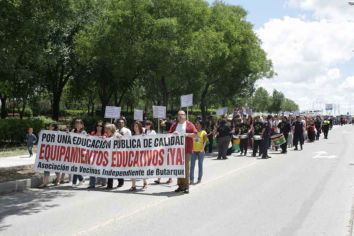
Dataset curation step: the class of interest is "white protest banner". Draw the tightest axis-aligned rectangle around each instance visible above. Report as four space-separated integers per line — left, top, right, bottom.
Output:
104 106 121 119
35 131 186 179
153 106 166 119
181 94 193 108
134 109 143 121
216 107 228 116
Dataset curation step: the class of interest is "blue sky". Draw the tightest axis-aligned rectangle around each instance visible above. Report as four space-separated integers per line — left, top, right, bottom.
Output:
208 0 302 28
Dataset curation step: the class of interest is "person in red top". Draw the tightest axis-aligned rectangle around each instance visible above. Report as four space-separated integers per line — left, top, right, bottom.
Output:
169 110 197 194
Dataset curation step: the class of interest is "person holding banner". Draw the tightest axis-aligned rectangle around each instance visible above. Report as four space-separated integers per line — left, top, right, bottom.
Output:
88 121 107 189
113 118 132 188
105 123 120 190
169 110 197 194
38 123 58 188
190 120 207 184
130 121 148 191
115 118 132 137
71 119 87 186
151 119 173 185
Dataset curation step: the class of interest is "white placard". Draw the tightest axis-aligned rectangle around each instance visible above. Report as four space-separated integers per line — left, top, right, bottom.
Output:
325 104 333 111
104 106 121 119
153 106 166 119
284 112 290 116
216 107 228 116
181 94 193 108
134 109 143 121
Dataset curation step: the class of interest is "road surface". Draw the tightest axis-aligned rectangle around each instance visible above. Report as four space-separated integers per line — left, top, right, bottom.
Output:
0 125 354 236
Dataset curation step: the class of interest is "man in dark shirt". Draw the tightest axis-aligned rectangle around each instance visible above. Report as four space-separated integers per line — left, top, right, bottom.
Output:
238 117 250 156
322 117 330 139
278 116 291 154
216 119 232 160
261 115 272 159
314 116 322 140
293 116 304 150
252 116 264 157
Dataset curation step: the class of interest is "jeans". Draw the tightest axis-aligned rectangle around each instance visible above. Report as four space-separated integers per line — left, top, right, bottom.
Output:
89 177 107 187
28 145 33 156
72 174 83 185
190 152 204 182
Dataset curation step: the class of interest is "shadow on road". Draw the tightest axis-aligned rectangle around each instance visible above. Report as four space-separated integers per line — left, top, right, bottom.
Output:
0 189 74 231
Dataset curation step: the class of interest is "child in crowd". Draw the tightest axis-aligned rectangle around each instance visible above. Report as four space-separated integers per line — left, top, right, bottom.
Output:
26 127 37 158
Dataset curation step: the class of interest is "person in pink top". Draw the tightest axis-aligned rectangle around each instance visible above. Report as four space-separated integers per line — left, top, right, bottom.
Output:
169 110 197 194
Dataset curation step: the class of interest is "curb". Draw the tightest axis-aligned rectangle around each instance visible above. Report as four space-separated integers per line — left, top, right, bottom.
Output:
0 173 59 195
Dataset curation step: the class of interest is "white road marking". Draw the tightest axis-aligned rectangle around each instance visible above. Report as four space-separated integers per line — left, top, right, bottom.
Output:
312 151 337 159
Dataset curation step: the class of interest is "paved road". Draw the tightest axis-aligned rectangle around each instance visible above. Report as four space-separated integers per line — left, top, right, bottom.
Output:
1 125 354 236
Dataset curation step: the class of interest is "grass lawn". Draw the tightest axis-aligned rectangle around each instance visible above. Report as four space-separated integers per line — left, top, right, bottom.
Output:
0 146 37 158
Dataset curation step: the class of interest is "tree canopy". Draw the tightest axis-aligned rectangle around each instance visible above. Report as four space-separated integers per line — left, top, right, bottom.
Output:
0 0 279 120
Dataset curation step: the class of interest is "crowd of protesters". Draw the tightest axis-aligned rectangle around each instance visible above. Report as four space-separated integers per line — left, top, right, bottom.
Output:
29 108 346 193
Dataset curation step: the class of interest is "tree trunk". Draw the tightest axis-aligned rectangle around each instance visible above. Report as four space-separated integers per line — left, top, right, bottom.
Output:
19 99 27 120
0 96 7 119
52 90 62 121
200 83 210 122
160 76 168 106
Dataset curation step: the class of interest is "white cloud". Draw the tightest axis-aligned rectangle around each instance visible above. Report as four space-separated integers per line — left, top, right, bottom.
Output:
287 0 354 22
255 1 354 113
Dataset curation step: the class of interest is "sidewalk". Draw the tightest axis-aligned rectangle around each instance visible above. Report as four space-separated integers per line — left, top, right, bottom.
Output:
0 154 36 169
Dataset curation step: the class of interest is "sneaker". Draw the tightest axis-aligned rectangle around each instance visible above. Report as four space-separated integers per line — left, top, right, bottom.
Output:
78 181 84 186
183 189 189 194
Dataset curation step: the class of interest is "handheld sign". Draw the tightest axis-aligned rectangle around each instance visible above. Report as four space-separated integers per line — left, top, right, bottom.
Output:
153 106 166 119
216 107 228 116
181 94 193 108
104 106 121 119
134 109 143 121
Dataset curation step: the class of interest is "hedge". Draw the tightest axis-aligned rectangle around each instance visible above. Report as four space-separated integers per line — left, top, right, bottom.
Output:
0 116 54 145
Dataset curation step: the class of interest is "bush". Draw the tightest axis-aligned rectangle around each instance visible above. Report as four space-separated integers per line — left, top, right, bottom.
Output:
62 109 86 117
0 116 54 145
23 107 33 118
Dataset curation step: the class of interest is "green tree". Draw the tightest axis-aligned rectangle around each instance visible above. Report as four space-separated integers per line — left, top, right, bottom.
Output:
251 87 270 112
281 98 299 112
268 89 285 113
186 2 274 120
